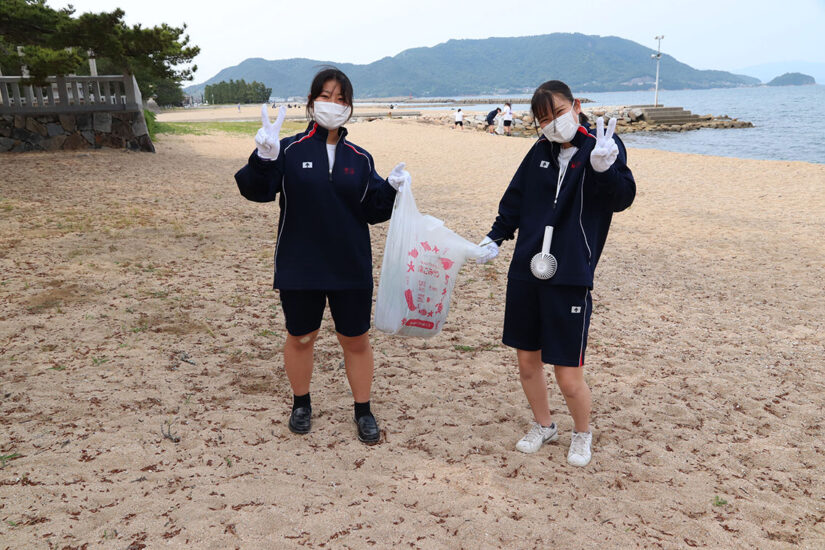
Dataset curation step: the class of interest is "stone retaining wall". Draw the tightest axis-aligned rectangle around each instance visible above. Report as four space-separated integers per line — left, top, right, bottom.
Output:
0 110 154 153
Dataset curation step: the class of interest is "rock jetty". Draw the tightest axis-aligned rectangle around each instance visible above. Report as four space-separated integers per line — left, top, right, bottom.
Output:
418 104 753 135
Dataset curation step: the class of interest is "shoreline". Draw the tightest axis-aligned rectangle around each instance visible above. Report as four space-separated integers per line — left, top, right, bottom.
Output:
152 106 805 164
356 96 592 105
159 101 753 133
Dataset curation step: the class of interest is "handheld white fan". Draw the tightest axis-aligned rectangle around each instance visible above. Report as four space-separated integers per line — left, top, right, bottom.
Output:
530 226 557 280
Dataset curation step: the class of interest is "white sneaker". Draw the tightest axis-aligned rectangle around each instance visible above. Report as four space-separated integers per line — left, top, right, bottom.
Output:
567 430 592 467
515 421 558 453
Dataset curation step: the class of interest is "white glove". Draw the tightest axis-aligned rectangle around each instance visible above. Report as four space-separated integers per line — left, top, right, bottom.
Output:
476 236 499 264
387 162 411 191
590 116 619 173
255 104 286 160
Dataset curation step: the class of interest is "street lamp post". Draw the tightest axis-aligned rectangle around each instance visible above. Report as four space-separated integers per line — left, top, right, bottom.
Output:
651 35 664 107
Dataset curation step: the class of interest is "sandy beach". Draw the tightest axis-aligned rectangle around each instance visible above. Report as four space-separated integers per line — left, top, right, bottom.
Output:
2 117 824 548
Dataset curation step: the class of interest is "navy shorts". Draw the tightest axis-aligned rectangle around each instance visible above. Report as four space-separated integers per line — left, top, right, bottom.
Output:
502 280 592 367
279 289 373 337
503 120 512 127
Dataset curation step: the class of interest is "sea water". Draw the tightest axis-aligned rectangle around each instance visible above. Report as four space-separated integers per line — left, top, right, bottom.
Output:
587 86 824 165
409 85 825 165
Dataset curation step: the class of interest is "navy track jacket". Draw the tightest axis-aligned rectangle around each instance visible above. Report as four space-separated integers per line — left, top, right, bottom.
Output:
487 124 636 288
235 122 397 290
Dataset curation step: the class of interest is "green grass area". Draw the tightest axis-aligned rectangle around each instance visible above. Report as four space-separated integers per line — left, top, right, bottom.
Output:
154 120 307 137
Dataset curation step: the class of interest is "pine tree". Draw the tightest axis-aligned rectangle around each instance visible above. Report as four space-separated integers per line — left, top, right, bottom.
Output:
0 0 199 105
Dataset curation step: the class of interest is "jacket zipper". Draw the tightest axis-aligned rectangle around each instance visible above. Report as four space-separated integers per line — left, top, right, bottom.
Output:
328 133 343 182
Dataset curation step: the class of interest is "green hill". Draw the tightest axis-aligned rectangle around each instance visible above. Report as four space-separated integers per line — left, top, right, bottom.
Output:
185 33 760 99
766 72 817 86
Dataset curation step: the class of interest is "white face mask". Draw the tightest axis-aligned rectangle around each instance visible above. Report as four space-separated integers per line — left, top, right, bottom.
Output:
312 101 352 130
541 105 579 143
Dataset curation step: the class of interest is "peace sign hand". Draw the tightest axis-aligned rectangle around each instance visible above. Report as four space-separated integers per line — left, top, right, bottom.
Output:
255 104 286 160
590 116 619 173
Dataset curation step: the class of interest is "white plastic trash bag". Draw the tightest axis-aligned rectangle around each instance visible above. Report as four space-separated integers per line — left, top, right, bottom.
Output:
495 117 504 135
375 179 484 338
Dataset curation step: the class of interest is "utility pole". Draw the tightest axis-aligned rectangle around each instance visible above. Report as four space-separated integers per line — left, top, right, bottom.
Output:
651 35 664 107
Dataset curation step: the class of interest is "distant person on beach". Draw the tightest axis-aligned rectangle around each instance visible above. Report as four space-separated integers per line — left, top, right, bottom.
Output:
476 80 636 466
486 107 501 133
501 102 513 135
454 108 463 129
237 103 241 112
234 67 410 445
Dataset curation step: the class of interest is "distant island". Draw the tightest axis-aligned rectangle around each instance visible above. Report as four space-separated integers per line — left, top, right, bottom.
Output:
185 33 759 99
766 72 816 86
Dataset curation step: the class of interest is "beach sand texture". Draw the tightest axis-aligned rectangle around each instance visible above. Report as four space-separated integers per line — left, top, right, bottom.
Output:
158 104 309 122
2 119 824 548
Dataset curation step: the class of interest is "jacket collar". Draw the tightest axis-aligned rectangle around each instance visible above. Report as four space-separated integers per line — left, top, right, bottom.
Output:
304 121 349 142
570 122 594 148
538 122 593 168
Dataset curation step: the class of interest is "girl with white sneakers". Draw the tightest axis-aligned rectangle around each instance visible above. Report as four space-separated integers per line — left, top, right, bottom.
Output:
476 80 636 466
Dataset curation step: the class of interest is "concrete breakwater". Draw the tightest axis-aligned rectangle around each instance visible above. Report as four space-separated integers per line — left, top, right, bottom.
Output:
419 104 753 135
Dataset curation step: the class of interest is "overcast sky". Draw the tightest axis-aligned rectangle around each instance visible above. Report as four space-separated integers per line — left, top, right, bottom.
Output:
50 0 825 85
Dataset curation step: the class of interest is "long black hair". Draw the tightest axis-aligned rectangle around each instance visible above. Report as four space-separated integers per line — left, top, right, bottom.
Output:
530 80 588 127
306 66 354 122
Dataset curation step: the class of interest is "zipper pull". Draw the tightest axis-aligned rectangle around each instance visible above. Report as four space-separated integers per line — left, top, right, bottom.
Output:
329 136 342 183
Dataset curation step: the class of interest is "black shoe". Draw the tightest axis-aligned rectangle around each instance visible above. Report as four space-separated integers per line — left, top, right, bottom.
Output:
355 414 380 445
288 407 311 434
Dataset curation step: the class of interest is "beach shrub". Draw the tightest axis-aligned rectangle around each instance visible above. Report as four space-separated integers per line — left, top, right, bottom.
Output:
144 109 157 141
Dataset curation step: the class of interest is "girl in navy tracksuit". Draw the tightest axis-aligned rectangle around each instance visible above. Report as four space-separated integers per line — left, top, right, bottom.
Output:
477 80 636 465
234 68 408 445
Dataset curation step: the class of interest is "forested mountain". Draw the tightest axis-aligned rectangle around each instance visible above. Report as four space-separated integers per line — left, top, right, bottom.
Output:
737 61 825 84
185 33 760 99
766 72 817 86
